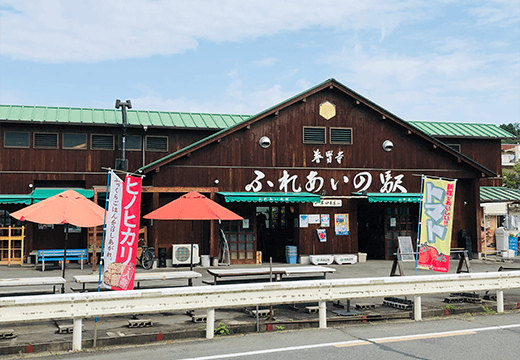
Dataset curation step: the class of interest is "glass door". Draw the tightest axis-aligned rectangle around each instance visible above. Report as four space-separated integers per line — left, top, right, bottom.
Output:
221 207 256 264
384 205 417 260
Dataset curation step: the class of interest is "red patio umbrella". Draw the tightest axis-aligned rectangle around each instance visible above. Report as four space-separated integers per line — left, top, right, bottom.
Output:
10 189 105 292
143 191 242 272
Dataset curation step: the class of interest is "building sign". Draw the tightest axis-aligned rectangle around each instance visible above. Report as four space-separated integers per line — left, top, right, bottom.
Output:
313 199 342 207
245 169 407 194
418 177 456 273
103 170 142 290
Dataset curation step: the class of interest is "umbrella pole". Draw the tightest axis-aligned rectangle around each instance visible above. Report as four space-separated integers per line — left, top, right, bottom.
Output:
61 225 69 293
189 220 194 286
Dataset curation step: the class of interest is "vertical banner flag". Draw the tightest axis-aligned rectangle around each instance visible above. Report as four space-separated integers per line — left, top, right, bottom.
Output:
418 177 456 273
103 170 142 290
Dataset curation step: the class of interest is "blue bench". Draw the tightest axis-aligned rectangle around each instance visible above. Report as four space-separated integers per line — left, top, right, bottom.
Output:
37 249 88 271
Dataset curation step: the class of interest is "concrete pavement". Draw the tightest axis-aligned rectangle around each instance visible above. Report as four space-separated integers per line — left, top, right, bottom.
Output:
1 256 519 356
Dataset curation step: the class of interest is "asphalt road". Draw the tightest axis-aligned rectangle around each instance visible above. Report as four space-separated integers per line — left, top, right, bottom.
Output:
9 312 520 360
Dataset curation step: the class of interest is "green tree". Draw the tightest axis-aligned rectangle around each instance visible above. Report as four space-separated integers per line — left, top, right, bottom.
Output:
502 163 520 189
500 123 520 143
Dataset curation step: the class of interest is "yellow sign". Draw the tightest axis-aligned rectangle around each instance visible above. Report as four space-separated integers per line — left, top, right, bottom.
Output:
319 101 336 120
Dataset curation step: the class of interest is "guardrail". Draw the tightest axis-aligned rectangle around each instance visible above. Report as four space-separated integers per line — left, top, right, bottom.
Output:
1 271 520 351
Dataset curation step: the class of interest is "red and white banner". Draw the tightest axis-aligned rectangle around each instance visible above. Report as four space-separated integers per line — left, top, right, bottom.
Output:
103 170 142 290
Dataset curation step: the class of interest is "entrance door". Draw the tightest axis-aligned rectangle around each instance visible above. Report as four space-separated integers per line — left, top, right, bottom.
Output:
256 205 296 263
384 205 418 260
221 220 256 265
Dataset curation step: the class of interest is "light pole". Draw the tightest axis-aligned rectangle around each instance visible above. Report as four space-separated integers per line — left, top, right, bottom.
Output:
115 99 132 171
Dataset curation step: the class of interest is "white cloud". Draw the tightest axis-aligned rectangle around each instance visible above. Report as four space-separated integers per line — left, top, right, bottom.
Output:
469 0 520 26
131 77 298 116
0 0 431 63
252 58 279 67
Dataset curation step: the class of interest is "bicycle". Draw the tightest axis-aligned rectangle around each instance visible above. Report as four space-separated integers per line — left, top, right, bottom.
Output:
137 239 155 270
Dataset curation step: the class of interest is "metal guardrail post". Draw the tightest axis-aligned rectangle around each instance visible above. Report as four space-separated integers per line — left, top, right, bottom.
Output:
73 318 82 351
413 295 422 321
319 301 327 328
206 308 215 339
497 290 504 313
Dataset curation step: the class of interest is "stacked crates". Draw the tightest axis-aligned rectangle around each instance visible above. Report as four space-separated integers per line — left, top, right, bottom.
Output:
285 245 297 264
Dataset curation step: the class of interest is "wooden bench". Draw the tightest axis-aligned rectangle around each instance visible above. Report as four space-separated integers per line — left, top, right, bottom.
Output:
0 276 66 296
205 265 336 285
38 249 88 271
73 271 202 291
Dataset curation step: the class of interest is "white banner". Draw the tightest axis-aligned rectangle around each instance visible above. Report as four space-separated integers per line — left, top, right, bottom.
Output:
103 170 123 288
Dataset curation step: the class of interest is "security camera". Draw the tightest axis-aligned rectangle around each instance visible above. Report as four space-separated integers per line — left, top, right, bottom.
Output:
382 140 393 152
259 136 271 148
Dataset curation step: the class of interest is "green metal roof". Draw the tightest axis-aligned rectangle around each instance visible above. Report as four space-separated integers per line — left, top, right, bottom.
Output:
408 121 514 139
218 192 321 203
0 195 32 205
0 105 251 130
480 187 520 203
30 188 94 202
0 188 94 205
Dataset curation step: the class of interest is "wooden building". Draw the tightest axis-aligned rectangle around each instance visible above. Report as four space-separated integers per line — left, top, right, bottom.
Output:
0 79 513 265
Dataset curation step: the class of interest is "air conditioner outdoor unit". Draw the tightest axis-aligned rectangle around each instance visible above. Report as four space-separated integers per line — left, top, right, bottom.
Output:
172 244 200 265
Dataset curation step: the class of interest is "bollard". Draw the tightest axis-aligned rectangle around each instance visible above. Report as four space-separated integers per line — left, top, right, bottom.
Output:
73 318 82 351
319 301 327 329
413 295 422 321
497 290 504 313
206 308 215 339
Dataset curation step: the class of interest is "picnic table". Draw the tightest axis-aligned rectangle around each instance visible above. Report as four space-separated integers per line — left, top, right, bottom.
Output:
0 276 65 295
73 271 202 291
205 265 336 285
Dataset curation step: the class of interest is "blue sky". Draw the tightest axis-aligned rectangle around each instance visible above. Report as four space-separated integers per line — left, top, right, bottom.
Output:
0 0 518 125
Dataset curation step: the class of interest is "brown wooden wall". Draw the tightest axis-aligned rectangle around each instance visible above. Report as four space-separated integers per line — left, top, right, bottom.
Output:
0 85 502 259
145 87 488 256
442 137 502 175
0 123 215 194
0 122 216 258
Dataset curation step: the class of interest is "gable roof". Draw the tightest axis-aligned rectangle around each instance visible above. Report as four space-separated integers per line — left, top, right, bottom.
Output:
136 78 496 178
0 105 250 130
409 121 514 139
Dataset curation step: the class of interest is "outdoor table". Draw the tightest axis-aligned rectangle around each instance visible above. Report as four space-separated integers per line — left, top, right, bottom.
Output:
206 265 335 285
73 271 202 291
0 276 66 295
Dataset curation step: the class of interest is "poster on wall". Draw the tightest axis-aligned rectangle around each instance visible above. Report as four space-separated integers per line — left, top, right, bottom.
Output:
335 214 349 235
299 215 309 228
317 228 327 242
321 214 330 227
417 176 456 273
308 214 320 224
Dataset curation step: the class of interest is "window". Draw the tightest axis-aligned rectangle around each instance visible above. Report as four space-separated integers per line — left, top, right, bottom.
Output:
146 136 168 151
118 135 142 151
303 126 326 144
330 127 352 145
34 133 58 149
0 210 23 227
446 144 461 152
4 131 30 148
63 133 87 149
91 134 114 150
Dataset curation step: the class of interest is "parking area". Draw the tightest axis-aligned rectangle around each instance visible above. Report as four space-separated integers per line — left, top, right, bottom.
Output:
0 258 519 355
